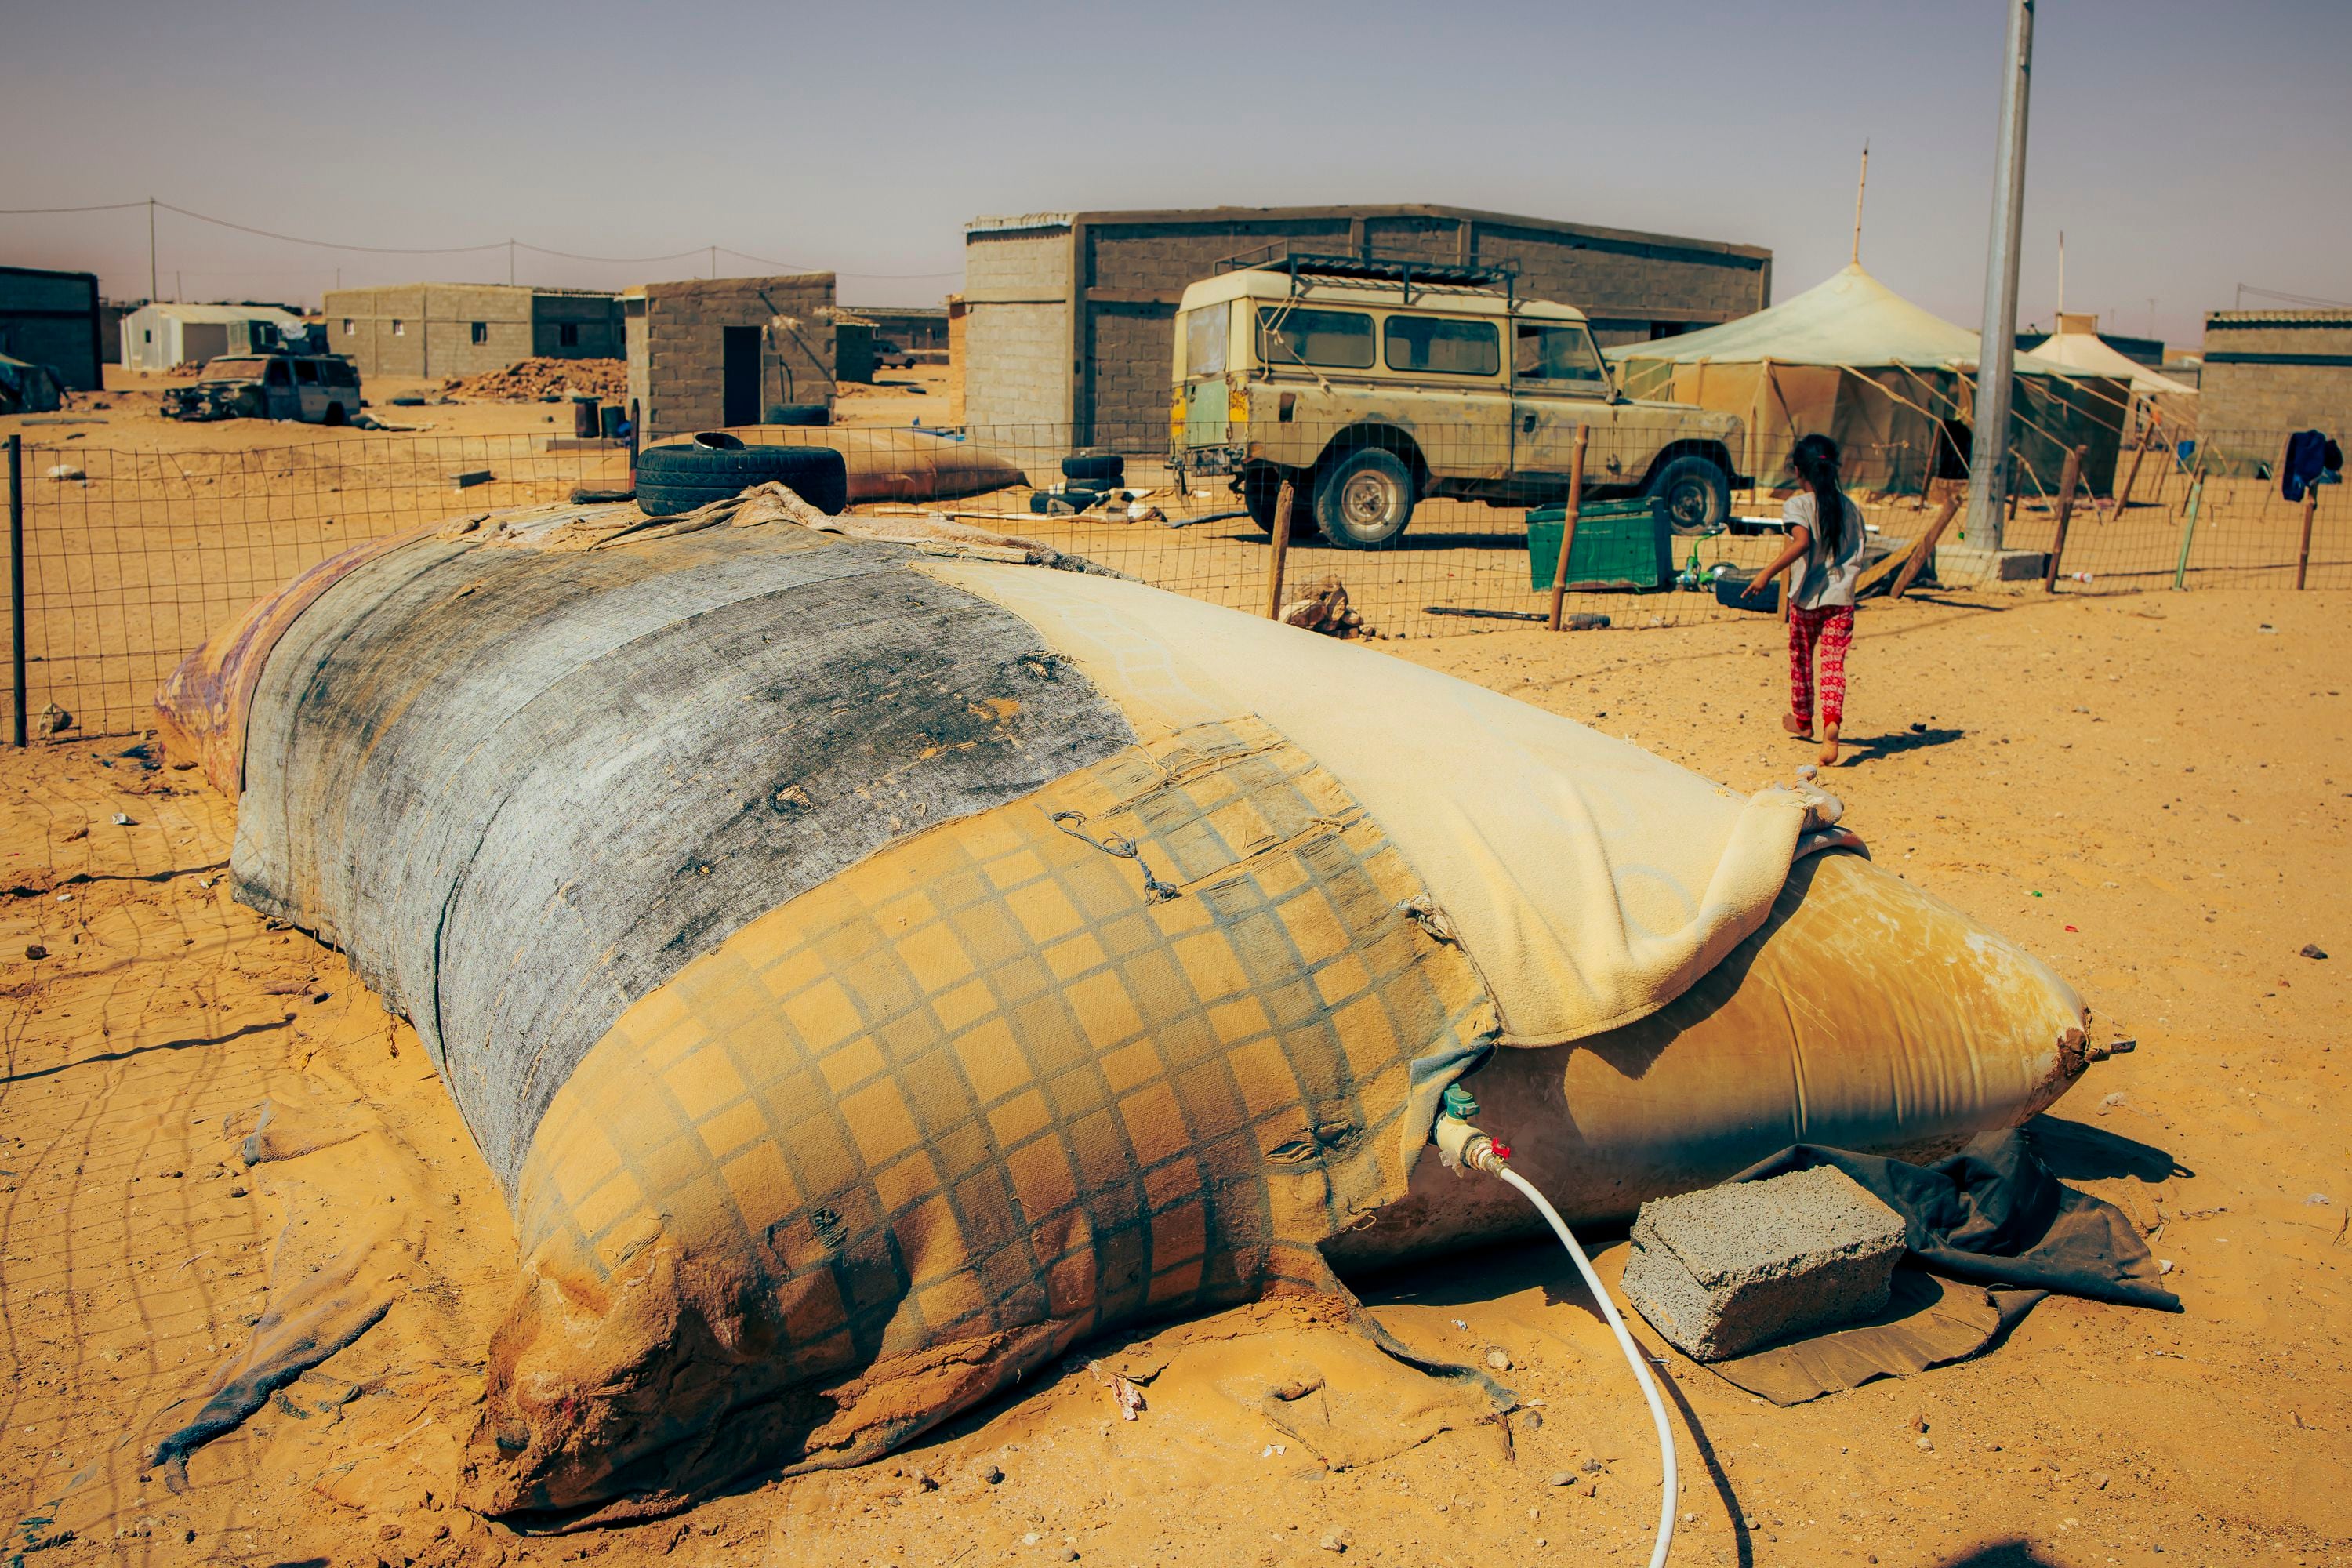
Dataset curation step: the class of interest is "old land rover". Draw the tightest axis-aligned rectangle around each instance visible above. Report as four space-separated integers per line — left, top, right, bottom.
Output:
1171 253 1744 547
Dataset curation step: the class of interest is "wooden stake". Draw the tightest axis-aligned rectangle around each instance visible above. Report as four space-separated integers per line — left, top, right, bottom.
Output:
1547 426 1591 632
2296 485 2318 590
1892 492 1963 600
2117 431 2151 510
1264 479 1295 620
2044 445 2085 592
2173 466 2206 590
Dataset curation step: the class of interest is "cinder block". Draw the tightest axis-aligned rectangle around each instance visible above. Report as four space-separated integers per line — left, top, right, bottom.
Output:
1621 1165 1905 1362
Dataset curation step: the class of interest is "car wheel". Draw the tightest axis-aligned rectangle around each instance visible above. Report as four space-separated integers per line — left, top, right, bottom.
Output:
1649 454 1730 537
322 403 347 426
1240 465 1309 535
1313 448 1415 549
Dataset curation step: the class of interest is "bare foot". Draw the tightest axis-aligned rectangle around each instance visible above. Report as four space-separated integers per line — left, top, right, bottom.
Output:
1819 723 1842 767
1782 712 1816 742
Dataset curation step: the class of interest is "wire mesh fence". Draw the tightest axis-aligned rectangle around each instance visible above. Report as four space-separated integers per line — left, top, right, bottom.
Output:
3 418 2343 740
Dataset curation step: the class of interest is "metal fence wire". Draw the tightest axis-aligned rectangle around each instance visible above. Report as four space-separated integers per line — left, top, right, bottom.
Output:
4 419 2341 740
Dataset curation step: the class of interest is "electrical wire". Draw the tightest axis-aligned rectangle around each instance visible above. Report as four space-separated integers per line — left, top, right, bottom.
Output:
1497 1164 1679 1568
0 200 151 215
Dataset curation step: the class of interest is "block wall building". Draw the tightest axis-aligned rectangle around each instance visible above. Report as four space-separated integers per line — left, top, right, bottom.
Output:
0 267 103 390
2198 311 2352 437
321 284 623 379
623 274 837 442
960 204 1773 448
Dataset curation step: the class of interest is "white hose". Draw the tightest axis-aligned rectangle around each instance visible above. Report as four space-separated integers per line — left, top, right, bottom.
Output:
1497 1165 1678 1568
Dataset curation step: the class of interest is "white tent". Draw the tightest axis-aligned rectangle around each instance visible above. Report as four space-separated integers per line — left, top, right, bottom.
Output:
2026 314 2198 397
1613 265 2132 495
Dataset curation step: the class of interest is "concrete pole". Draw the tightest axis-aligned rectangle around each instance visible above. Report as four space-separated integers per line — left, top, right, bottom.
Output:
147 198 158 305
1963 0 2034 554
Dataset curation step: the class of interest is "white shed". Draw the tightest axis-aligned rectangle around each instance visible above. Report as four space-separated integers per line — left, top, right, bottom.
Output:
121 302 306 372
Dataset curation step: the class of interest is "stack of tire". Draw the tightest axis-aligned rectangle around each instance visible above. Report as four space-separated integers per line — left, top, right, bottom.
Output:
1030 453 1124 515
634 434 850 519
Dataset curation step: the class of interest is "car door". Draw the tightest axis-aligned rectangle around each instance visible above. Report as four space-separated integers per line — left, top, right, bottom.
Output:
292 358 326 422
1510 320 1616 488
262 357 299 420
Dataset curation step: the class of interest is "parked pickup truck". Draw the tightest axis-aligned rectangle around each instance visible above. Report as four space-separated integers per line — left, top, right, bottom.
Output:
1170 253 1745 546
163 352 364 424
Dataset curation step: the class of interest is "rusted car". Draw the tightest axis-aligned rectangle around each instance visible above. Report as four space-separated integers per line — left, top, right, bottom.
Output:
163 352 363 424
1171 252 1745 546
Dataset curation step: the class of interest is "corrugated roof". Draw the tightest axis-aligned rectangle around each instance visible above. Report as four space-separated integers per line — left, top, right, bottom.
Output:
2207 310 2352 327
136 302 304 326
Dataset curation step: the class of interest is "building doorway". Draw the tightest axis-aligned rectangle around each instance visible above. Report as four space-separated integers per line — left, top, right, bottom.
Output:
722 326 761 428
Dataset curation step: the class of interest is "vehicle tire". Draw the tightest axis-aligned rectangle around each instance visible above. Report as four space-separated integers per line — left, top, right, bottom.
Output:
1648 453 1730 537
635 442 848 517
765 403 829 426
1062 454 1125 483
1240 464 1313 536
322 402 348 427
1312 448 1417 549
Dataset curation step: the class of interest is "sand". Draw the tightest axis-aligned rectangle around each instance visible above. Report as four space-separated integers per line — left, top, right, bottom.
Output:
0 575 2343 1566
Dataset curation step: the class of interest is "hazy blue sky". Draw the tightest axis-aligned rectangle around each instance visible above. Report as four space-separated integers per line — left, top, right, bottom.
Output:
3 0 2344 346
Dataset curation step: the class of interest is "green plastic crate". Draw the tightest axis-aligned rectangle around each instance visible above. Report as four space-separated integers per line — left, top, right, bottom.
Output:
1525 497 1673 593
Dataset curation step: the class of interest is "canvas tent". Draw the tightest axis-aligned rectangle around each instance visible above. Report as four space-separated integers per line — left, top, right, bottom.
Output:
2025 312 2198 443
1613 265 2129 497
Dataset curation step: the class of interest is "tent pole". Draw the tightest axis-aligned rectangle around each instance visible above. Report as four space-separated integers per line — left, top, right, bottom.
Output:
1963 0 2035 554
1851 143 1868 267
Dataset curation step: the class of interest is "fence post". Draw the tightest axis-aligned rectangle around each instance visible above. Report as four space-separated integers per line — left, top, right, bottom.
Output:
2296 485 2318 590
2043 445 2086 593
1892 492 1963 600
2117 433 2151 510
2172 466 2206 590
8 434 22 750
1263 479 1294 620
1547 426 1591 632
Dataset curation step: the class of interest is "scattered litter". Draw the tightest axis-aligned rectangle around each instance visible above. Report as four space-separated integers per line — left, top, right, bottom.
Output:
2302 943 2328 960
23 944 45 960
1260 1443 1286 1458
2307 1193 2332 1206
111 813 133 826
2063 924 2078 933
54 892 70 902
45 463 85 482
36 702 71 735
1084 1359 1145 1421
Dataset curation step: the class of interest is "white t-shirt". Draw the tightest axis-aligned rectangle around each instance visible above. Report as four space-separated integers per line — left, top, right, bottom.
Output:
1781 492 1864 610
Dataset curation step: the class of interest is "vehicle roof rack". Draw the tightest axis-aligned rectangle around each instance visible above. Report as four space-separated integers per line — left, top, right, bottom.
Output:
1214 243 1518 308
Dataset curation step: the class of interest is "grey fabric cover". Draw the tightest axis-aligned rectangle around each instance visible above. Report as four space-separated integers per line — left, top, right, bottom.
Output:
232 528 1134 1191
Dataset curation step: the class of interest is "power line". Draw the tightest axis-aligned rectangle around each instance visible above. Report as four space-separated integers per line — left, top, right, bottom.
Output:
719 246 960 280
154 200 506 255
0 199 150 215
2234 282 2352 310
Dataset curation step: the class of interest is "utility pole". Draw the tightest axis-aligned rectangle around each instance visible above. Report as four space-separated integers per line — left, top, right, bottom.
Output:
709 245 717 280
509 239 517 287
1963 0 2034 554
147 197 158 304
1850 142 1869 266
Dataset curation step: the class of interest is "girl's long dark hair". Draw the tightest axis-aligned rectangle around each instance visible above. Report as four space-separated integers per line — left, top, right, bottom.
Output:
1791 434 1847 558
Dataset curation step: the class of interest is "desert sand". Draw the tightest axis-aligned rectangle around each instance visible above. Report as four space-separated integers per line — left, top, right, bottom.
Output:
0 566 2343 1568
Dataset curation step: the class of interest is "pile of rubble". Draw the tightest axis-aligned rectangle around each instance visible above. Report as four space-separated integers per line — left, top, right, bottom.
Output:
439 358 626 402
1279 575 1377 639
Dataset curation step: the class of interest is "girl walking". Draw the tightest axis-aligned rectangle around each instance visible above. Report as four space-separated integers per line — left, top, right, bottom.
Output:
1743 434 1864 765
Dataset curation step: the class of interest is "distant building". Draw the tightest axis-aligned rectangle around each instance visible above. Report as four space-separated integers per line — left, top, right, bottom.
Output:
0 266 104 390
857 306 949 350
321 284 623 379
623 274 837 442
959 204 1773 446
120 301 305 372
2198 310 2352 436
2020 314 2165 368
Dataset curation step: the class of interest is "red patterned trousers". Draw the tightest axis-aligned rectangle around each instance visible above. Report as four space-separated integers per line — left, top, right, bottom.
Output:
1787 604 1853 729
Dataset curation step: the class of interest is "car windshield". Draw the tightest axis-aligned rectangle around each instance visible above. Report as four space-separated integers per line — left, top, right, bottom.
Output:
1514 322 1610 390
200 358 271 382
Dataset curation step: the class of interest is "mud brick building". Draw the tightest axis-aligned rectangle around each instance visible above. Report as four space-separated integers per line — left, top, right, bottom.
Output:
2198 310 2352 437
322 284 623 379
623 274 837 442
959 204 1773 448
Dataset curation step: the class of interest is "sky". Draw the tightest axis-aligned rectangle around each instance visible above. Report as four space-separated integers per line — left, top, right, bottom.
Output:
2 0 2346 347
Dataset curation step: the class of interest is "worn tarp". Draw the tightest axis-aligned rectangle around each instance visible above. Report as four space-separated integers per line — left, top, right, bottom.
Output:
158 494 2101 1525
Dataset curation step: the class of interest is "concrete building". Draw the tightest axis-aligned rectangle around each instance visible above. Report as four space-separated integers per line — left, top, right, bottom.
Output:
321 284 623 379
960 204 1773 446
0 267 103 390
120 301 305 372
858 306 949 350
2198 310 2352 436
623 274 837 442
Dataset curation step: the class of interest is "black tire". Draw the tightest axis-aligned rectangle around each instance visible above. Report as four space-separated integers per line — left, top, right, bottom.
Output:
634 443 848 517
322 402 348 427
765 403 829 426
1648 453 1731 537
1312 448 1417 549
1062 453 1125 483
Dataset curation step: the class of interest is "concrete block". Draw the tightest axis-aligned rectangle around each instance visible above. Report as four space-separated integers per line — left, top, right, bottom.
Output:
1621 1165 1905 1362
448 469 494 490
1936 545 2050 583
